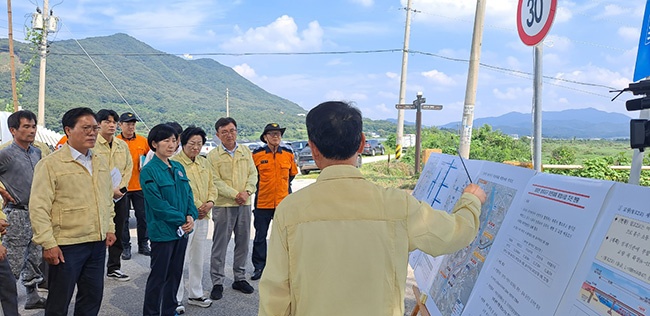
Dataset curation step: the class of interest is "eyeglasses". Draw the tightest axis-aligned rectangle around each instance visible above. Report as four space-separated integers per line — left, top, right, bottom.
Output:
266 131 282 137
186 141 203 148
80 125 101 134
219 129 237 136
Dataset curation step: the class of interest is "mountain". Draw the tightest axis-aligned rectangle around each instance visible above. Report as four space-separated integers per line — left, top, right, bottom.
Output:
385 118 417 126
440 108 632 139
0 33 310 139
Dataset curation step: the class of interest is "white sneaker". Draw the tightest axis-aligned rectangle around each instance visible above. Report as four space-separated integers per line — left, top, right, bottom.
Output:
187 296 212 308
175 303 185 314
106 270 131 281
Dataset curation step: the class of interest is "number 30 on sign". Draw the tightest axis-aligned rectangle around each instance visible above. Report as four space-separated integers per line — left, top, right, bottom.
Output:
517 0 558 46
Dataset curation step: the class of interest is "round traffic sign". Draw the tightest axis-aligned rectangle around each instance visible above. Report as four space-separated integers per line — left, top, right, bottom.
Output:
517 0 558 46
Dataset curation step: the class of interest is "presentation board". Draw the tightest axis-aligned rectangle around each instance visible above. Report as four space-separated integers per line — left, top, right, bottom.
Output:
409 153 650 316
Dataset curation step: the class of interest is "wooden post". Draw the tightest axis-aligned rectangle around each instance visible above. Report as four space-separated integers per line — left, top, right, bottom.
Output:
410 285 431 316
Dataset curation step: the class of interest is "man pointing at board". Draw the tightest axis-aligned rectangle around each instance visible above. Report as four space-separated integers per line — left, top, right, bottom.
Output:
258 101 487 316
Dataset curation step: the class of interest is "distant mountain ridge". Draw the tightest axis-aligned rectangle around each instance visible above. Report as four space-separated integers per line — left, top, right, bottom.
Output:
440 108 631 139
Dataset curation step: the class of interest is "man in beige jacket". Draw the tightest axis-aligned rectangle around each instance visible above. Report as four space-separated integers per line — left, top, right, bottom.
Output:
29 107 116 316
206 117 257 300
259 101 486 316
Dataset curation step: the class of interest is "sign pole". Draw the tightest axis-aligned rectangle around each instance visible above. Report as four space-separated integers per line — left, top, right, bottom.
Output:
533 44 543 171
518 0 557 171
396 92 442 174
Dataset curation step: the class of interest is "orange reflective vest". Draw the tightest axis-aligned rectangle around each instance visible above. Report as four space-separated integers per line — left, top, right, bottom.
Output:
252 145 298 209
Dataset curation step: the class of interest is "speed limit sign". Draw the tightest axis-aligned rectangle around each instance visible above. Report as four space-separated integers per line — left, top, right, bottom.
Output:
517 0 558 46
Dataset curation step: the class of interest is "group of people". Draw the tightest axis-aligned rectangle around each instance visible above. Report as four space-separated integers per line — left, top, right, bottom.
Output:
0 101 487 316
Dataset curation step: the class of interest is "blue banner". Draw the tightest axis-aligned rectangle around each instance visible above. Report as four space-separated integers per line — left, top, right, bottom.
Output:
634 0 650 81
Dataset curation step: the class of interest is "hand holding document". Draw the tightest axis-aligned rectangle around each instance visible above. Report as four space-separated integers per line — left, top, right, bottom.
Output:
110 168 124 202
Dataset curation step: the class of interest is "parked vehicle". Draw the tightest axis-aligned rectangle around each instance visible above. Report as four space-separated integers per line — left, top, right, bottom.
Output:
362 139 385 156
290 140 308 153
298 145 362 175
200 140 218 156
241 142 263 151
290 140 309 163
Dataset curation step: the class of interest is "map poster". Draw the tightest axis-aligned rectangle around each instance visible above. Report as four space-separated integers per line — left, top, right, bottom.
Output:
412 154 483 212
410 153 484 291
426 161 536 316
556 183 650 316
461 173 614 316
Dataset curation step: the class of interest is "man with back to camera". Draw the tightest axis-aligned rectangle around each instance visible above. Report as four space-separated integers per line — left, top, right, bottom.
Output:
94 109 133 281
207 117 257 300
251 123 298 281
258 101 487 316
29 107 116 315
0 110 46 309
117 112 150 259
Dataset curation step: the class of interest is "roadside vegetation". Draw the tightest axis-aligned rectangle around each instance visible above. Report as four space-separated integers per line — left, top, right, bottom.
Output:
372 125 650 187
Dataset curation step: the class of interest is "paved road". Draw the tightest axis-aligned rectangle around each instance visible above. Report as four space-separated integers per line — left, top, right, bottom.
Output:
15 178 417 316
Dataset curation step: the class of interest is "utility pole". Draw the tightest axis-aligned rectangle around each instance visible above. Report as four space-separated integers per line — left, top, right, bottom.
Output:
36 0 49 127
7 0 19 111
226 88 230 117
458 0 487 159
395 0 415 160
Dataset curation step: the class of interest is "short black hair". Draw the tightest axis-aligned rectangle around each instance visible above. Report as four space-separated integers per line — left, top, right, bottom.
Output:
306 101 363 160
96 109 119 123
214 117 237 132
7 110 37 130
165 121 183 136
62 107 96 136
147 123 179 152
180 125 207 146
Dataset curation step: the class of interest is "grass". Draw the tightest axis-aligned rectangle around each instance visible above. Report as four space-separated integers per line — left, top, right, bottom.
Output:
294 160 418 190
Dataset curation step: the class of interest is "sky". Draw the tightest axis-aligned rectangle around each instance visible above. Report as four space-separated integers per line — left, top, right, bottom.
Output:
0 0 647 126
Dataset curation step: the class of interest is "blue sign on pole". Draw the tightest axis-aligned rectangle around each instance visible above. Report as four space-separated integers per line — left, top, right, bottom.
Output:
634 0 650 82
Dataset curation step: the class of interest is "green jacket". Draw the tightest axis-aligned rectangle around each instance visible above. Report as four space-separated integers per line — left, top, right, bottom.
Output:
140 155 198 242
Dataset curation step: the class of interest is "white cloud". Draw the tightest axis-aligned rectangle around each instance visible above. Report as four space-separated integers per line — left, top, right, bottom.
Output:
618 26 640 43
405 0 515 28
421 70 456 86
596 4 628 18
553 6 573 23
543 35 572 52
386 72 399 79
221 15 323 52
325 22 392 36
492 87 531 100
350 0 374 7
233 63 257 79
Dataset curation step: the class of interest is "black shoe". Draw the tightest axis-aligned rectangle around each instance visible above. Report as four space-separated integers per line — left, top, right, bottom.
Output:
210 284 223 300
251 269 263 280
24 297 46 310
138 244 151 256
121 247 132 260
232 280 254 294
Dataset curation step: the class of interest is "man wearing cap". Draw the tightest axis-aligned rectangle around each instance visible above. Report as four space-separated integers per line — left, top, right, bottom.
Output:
250 123 298 281
207 117 258 300
117 112 151 260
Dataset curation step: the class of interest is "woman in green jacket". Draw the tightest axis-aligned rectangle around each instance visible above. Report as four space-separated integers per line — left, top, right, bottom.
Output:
140 124 198 316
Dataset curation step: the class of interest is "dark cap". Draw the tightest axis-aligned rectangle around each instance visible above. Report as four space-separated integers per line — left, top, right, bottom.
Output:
119 112 140 122
259 123 286 143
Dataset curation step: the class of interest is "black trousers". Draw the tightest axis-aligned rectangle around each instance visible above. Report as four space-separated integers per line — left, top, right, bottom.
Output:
143 237 188 316
123 190 149 249
107 196 129 272
45 241 105 316
252 208 275 271
0 257 18 316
